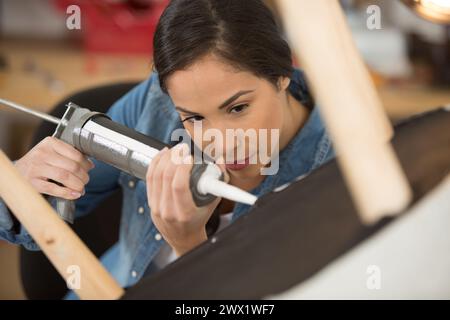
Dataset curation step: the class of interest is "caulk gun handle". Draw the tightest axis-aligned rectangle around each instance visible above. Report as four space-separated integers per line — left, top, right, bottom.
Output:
51 180 75 224
54 162 222 223
189 162 224 207
54 163 221 222
53 158 221 222
55 198 75 224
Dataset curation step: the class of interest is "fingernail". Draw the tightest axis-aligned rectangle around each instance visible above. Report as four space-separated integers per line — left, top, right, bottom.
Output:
174 143 189 157
178 144 186 154
181 143 190 155
183 155 192 164
71 191 81 198
216 155 225 164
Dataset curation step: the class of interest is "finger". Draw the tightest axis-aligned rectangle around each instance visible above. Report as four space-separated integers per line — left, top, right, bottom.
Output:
172 155 196 218
32 178 82 199
147 147 168 214
37 164 85 193
215 155 230 183
147 150 163 214
170 143 190 165
48 137 93 171
160 148 180 222
44 152 90 185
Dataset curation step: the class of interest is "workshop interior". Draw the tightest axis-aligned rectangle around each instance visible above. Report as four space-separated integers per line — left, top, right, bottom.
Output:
0 0 449 301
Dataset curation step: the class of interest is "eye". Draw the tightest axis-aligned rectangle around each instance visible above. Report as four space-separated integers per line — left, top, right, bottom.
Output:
229 104 249 114
182 115 204 124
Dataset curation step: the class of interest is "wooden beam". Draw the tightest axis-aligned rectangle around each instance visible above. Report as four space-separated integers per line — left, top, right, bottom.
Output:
0 150 124 300
277 0 412 223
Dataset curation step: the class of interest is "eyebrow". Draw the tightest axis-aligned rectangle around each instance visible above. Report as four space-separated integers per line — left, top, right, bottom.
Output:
175 90 254 115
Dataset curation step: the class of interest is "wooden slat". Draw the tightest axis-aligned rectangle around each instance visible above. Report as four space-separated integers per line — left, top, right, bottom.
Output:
0 150 124 300
277 0 412 223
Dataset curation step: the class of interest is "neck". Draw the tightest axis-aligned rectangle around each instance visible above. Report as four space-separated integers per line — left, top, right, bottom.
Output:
279 92 310 152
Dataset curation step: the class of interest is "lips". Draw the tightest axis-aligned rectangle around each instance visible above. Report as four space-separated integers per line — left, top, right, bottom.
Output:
225 157 251 171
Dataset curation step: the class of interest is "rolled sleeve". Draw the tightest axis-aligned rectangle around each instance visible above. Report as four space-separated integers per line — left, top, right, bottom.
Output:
0 198 40 250
0 199 14 231
0 159 41 250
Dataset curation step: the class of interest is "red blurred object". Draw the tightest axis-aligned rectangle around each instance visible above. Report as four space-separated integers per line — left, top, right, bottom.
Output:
54 0 168 54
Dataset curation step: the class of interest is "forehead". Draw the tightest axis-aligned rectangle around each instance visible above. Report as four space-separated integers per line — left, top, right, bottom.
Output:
166 55 264 111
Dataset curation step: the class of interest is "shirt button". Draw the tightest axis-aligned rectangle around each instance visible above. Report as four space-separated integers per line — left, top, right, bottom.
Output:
138 206 145 214
128 180 135 188
131 270 137 278
154 233 162 241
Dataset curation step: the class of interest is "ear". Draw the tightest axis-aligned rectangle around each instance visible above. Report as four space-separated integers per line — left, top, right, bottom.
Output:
278 76 291 91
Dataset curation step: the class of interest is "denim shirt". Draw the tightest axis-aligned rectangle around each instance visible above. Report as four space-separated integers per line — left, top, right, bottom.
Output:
0 68 334 290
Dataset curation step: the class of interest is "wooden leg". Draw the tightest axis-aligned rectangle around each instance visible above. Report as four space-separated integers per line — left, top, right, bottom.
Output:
277 0 412 223
0 150 124 300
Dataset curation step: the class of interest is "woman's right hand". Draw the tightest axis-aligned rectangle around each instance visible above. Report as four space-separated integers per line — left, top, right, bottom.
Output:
14 136 95 200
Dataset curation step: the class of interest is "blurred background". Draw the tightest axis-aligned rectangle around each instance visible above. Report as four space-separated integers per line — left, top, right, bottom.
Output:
0 0 449 299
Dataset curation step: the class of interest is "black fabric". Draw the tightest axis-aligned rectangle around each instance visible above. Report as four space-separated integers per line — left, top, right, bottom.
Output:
20 82 139 300
10 211 21 235
123 108 450 299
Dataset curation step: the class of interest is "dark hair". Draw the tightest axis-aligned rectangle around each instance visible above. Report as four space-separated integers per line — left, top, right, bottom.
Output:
153 0 294 94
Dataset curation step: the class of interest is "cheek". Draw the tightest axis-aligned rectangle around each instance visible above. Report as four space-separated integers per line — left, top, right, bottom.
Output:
253 99 284 131
184 125 222 155
251 101 284 157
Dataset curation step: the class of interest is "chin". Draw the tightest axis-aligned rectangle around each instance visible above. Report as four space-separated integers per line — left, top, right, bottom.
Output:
229 163 262 179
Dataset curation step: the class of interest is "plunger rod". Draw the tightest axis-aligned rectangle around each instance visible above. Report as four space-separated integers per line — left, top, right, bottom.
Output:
0 98 61 125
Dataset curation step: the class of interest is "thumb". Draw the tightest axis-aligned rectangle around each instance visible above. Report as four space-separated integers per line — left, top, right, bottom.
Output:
215 155 230 183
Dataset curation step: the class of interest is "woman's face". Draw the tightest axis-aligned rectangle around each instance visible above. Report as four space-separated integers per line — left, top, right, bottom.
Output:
166 54 291 180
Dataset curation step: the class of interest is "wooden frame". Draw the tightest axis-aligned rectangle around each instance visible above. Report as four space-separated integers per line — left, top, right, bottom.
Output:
0 1 416 299
277 0 412 223
0 150 123 300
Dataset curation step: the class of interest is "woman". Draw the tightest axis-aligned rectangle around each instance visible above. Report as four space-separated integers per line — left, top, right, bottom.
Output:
0 0 334 295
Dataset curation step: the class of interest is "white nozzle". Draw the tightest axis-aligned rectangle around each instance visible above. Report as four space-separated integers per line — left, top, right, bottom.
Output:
197 164 257 206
